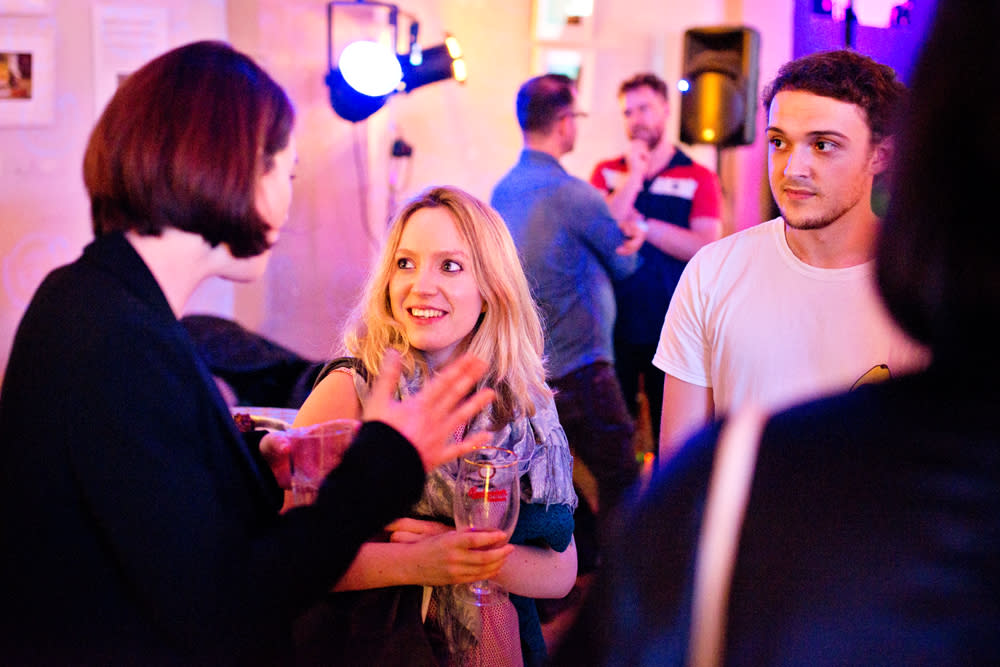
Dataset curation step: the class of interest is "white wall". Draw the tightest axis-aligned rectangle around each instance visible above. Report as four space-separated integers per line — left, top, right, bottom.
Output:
0 0 795 378
0 0 228 378
226 0 796 365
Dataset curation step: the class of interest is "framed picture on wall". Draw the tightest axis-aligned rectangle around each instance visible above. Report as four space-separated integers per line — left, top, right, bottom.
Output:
0 0 52 15
0 32 53 126
91 4 169 118
533 0 594 42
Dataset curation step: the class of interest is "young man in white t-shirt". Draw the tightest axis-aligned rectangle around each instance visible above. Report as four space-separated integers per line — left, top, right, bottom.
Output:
654 50 929 458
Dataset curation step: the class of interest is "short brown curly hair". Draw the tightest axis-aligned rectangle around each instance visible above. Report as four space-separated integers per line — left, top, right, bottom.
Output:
761 49 905 144
618 72 668 99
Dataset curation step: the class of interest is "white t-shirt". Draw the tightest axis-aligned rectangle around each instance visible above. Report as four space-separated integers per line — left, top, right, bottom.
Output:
653 217 929 416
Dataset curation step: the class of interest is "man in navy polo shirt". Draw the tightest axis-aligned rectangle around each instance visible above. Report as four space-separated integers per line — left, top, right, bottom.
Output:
590 73 723 447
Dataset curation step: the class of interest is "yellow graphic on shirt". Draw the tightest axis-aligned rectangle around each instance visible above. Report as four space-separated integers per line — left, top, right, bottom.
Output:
851 364 891 390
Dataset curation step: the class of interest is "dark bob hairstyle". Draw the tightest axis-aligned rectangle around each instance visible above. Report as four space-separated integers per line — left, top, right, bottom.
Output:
83 40 294 258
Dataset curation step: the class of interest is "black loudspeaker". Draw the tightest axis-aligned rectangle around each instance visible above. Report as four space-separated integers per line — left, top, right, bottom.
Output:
680 26 760 148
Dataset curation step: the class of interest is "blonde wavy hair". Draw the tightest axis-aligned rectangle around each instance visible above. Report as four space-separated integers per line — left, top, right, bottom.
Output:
343 186 550 425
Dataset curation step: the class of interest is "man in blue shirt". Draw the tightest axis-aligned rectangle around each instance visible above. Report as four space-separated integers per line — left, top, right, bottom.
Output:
491 74 644 546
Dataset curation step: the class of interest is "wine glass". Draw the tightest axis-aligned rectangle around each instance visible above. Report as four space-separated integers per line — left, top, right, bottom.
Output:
452 444 521 607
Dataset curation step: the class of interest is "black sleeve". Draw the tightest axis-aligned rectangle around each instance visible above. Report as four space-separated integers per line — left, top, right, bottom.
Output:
313 356 368 388
244 429 285 511
250 420 426 621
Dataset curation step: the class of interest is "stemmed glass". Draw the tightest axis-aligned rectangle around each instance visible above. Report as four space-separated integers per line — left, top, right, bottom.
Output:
452 444 521 607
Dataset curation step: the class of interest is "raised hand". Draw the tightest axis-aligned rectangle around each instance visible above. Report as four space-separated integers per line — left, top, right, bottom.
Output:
364 350 495 471
626 137 652 177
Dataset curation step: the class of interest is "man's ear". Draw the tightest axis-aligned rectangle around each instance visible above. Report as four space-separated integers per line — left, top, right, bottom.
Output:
556 113 572 137
871 137 894 175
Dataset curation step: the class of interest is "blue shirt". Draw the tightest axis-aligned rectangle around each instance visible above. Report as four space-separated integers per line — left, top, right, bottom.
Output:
491 149 640 379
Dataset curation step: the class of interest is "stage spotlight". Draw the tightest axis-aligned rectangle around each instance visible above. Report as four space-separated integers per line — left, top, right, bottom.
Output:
400 35 466 93
339 40 402 96
325 1 465 122
325 67 393 123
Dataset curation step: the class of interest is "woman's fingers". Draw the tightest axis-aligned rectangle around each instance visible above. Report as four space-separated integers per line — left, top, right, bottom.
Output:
363 352 496 471
258 432 292 488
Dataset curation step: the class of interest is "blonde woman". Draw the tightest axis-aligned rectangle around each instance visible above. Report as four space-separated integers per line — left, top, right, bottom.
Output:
294 186 578 665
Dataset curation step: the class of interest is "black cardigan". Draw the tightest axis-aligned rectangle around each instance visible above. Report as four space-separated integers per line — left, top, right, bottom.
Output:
0 232 425 665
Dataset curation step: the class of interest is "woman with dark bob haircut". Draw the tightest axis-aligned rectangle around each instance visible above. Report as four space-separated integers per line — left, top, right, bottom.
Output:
84 39 291 258
556 1 1000 663
0 40 494 665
